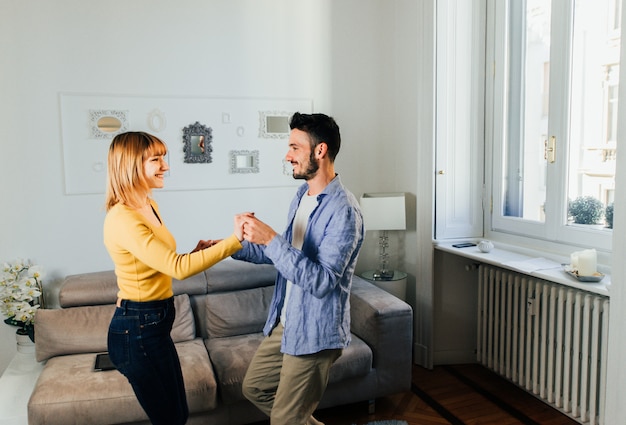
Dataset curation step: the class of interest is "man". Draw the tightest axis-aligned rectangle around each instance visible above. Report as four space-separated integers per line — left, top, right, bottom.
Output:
234 112 364 425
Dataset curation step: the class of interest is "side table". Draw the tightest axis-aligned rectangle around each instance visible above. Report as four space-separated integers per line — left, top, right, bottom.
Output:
361 270 408 301
0 351 44 425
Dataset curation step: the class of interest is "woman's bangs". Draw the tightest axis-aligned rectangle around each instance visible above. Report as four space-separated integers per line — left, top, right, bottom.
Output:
145 138 167 157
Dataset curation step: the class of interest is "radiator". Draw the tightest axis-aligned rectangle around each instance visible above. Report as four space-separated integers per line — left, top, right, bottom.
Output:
477 265 610 425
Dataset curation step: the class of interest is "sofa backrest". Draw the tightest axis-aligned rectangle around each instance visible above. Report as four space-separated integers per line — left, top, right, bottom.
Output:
204 259 277 294
196 260 277 339
58 270 208 308
50 259 278 342
34 294 197 362
205 285 275 338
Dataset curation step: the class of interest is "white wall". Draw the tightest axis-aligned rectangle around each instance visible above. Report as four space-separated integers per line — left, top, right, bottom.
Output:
0 1 425 372
8 4 626 422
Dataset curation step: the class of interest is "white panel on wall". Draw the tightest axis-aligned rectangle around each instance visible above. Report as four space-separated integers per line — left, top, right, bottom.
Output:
60 93 312 195
434 0 485 240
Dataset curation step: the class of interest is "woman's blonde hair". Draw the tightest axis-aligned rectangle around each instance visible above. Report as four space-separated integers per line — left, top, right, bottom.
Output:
105 132 167 211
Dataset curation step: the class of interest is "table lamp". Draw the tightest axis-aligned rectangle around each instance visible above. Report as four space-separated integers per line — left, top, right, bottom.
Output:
360 192 406 280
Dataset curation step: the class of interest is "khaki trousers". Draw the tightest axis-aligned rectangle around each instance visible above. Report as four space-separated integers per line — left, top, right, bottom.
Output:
242 323 341 425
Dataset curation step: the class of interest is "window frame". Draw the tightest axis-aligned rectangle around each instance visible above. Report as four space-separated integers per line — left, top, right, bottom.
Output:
486 0 615 252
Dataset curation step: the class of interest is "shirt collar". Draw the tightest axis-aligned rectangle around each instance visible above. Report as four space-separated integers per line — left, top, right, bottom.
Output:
297 174 342 201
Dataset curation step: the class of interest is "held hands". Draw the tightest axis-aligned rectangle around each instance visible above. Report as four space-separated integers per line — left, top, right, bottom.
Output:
192 210 273 251
234 213 247 241
235 212 277 246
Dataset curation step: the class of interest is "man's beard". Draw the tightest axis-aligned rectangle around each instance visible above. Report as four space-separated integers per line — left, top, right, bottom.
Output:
292 152 319 180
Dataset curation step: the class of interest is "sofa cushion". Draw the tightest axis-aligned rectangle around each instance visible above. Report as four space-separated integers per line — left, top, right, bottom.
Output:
28 339 216 425
35 294 196 362
205 333 265 404
59 270 208 307
205 332 373 405
205 285 274 338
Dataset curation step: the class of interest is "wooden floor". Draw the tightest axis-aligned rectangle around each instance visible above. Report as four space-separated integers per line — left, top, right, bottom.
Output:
263 364 582 425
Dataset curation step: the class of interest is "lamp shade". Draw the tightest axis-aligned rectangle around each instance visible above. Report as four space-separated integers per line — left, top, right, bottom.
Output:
359 192 406 231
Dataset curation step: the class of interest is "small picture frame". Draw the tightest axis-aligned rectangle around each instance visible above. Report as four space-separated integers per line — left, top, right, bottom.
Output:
229 150 260 174
258 111 291 139
182 122 212 164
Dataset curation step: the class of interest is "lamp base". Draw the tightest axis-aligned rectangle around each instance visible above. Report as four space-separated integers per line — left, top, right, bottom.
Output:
372 269 395 281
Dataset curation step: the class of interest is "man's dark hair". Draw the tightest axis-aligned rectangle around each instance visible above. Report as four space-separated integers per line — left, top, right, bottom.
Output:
289 112 341 161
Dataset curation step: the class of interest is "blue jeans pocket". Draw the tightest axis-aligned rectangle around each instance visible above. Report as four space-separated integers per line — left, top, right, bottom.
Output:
141 310 165 327
107 311 135 371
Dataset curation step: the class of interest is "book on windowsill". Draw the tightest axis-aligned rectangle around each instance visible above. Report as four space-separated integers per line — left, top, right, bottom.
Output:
502 258 562 274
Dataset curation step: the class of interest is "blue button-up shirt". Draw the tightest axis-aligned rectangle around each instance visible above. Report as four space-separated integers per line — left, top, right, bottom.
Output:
232 175 364 355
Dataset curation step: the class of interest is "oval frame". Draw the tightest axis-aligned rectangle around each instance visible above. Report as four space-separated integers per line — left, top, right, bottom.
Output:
89 109 128 139
147 109 167 133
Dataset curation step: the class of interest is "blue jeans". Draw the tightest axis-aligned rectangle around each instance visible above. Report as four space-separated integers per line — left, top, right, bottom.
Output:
107 297 188 425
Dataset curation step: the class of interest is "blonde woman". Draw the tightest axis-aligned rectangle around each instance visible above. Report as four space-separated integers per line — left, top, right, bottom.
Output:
103 131 243 425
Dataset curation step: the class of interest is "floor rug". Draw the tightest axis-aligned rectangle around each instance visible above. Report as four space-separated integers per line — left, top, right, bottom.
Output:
361 421 409 425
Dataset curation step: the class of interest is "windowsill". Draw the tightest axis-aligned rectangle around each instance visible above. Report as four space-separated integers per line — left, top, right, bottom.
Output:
434 240 611 297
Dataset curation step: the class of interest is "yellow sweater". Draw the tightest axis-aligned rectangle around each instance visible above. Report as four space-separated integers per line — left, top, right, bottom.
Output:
103 200 242 301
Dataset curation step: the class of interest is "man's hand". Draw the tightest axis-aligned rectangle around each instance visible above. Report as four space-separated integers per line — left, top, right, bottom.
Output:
239 214 277 246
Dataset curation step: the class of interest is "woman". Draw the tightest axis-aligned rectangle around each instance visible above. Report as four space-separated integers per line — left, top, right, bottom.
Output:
103 131 243 425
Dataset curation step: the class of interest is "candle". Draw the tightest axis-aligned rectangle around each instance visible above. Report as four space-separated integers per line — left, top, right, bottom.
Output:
570 252 579 269
577 249 597 276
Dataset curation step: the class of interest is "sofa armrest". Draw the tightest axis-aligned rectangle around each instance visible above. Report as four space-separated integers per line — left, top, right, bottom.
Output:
349 276 413 397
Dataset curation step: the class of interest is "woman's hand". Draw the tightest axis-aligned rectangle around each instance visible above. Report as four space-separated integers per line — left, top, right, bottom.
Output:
191 239 220 253
234 212 254 241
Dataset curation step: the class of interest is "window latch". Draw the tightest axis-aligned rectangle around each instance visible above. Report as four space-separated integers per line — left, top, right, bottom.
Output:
544 136 556 163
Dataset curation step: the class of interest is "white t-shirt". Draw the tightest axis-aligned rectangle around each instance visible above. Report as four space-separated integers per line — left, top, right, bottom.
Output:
280 193 318 325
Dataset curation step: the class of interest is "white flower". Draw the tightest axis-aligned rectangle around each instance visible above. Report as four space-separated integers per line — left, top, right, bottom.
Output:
0 259 44 328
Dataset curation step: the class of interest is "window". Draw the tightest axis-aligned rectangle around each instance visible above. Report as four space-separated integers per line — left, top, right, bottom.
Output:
488 0 621 250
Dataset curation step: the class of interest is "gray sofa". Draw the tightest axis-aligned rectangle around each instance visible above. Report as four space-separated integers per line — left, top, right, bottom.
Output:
27 259 413 425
